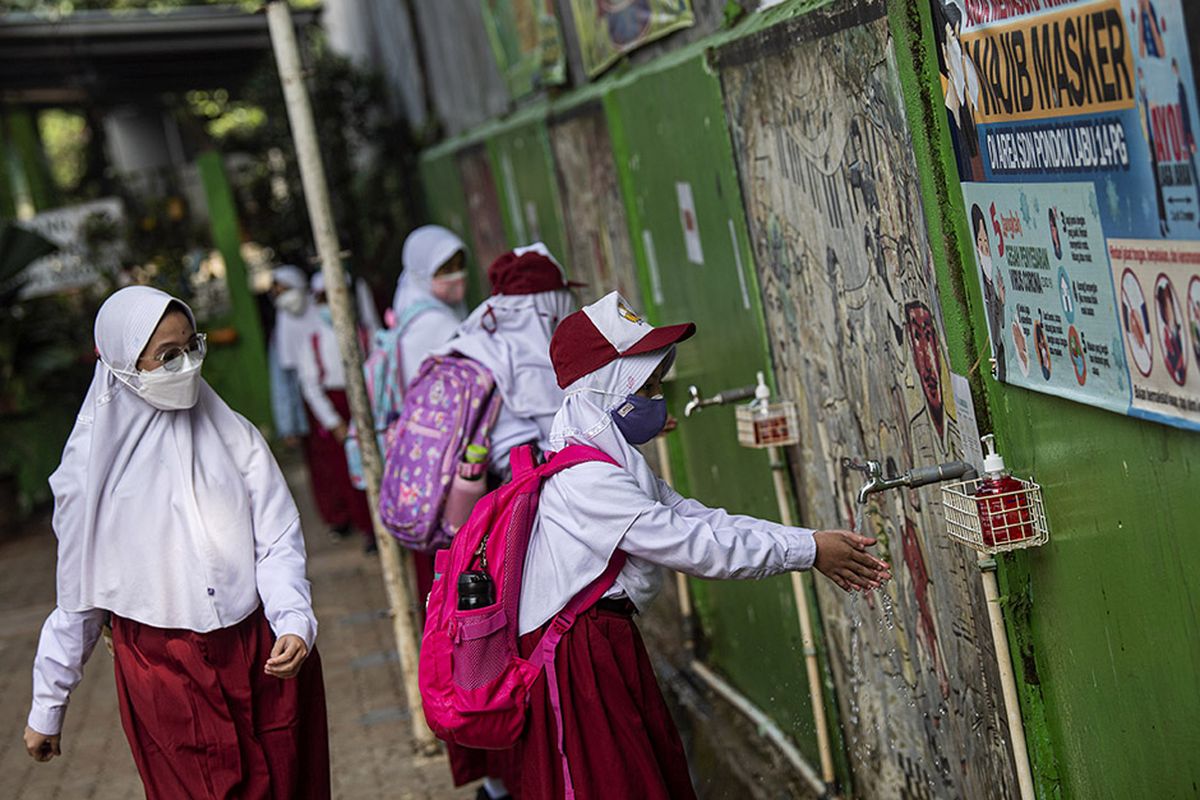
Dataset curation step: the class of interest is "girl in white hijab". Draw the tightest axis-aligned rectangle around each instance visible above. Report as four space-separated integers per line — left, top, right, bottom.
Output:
511 292 892 800
441 243 578 477
23 286 329 799
268 264 318 443
392 225 470 387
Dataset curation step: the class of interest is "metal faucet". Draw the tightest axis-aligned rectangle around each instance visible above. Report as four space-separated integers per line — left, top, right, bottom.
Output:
684 383 758 417
844 458 978 505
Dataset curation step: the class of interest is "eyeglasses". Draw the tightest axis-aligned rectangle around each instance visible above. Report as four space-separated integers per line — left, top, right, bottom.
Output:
149 333 207 372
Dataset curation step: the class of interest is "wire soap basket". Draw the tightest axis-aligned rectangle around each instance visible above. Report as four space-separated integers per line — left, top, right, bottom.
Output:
941 477 1050 555
734 372 800 448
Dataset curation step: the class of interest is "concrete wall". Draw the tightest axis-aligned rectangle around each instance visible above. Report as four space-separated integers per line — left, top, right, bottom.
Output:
414 1 1200 796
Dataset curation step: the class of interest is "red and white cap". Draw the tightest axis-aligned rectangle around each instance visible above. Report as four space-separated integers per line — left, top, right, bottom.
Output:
550 291 696 388
488 242 586 296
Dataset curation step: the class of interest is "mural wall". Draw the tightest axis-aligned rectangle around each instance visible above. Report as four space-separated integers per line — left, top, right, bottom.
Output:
718 7 1018 797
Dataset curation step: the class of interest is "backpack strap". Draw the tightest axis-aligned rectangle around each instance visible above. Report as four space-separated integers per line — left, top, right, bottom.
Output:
509 444 537 479
529 552 627 800
524 443 624 799
393 299 443 334
466 383 504 453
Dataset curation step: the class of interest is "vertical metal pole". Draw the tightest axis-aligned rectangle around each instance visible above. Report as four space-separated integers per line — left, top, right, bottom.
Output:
266 2 437 754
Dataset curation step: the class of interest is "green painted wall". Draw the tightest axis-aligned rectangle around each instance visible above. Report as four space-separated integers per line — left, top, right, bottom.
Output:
604 54 826 762
485 121 569 269
417 151 484 304
195 151 272 431
888 1 1200 798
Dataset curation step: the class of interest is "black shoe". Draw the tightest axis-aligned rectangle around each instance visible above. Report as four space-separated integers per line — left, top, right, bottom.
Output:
328 524 353 543
475 788 512 800
363 537 378 554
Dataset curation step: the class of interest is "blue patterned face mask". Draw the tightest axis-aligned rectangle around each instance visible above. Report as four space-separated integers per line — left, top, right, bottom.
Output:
609 394 667 445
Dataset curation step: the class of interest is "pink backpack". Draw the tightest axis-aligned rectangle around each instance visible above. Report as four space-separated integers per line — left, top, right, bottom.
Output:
378 354 502 551
418 444 624 795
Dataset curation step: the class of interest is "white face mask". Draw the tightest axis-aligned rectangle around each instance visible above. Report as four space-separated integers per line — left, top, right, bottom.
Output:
110 352 205 411
274 287 307 316
431 271 467 305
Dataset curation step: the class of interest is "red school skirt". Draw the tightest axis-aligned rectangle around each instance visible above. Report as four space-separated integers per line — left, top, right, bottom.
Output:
110 608 331 800
511 603 697 800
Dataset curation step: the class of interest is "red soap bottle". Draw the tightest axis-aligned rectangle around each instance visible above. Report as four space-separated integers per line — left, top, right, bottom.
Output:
976 434 1033 547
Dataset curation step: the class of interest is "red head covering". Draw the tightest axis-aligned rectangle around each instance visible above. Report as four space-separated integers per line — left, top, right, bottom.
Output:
487 244 585 296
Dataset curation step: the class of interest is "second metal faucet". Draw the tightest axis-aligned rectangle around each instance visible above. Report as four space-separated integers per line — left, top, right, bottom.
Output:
684 383 758 417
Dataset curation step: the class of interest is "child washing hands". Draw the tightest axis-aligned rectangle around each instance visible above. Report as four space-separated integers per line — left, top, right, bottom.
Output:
509 292 890 800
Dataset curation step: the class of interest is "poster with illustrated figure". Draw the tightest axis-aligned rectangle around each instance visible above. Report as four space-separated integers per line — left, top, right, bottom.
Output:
480 0 566 97
962 181 1129 411
570 0 694 77
935 0 1200 429
1107 239 1200 423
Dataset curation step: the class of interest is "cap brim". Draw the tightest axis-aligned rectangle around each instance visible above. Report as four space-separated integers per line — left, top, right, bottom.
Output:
622 321 696 358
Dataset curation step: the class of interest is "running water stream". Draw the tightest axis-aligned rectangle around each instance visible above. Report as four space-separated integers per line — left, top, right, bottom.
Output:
842 499 941 796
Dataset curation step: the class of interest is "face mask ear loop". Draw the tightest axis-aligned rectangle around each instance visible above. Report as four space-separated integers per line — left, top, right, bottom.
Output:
101 358 142 394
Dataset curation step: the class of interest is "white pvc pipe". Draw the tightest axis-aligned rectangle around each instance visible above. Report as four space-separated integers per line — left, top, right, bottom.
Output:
266 2 436 755
691 660 826 797
654 436 695 652
979 561 1036 800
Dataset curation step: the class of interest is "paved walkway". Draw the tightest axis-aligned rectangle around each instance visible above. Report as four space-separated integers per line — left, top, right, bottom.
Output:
0 453 471 799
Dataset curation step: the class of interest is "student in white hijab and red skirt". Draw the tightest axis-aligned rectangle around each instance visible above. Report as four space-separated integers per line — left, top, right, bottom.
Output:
23 286 329 799
507 292 892 799
433 243 580 800
267 264 319 446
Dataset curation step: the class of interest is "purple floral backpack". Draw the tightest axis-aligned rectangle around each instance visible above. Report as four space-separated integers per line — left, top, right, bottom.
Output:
379 354 502 552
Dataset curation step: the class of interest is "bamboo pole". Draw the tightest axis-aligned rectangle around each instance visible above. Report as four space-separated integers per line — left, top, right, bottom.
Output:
266 2 437 754
768 444 837 788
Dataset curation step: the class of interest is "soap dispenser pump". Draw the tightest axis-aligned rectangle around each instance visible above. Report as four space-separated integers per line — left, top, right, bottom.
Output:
975 434 1034 546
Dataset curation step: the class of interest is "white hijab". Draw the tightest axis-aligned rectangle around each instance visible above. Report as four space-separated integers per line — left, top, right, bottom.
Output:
50 286 300 627
271 265 320 370
444 288 577 425
548 347 672 497
519 346 673 633
391 225 467 324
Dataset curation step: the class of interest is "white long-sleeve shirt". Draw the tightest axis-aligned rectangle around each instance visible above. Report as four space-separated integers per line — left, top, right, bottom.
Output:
519 461 815 634
28 511 317 737
297 322 347 431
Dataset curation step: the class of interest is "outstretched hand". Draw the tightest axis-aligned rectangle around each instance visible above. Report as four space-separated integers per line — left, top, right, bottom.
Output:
265 634 308 679
813 530 892 592
24 726 61 762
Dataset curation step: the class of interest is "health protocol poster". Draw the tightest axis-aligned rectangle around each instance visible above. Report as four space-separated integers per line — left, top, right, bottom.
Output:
937 0 1200 429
